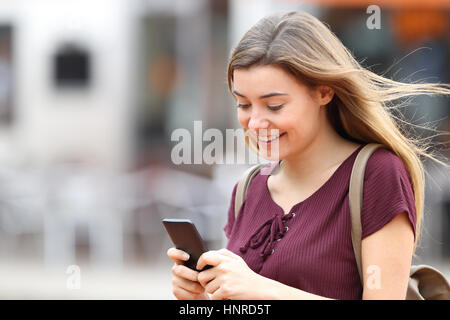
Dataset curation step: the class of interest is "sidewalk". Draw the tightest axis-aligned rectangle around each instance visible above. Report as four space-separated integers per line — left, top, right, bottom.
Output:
0 259 175 300
1 258 449 299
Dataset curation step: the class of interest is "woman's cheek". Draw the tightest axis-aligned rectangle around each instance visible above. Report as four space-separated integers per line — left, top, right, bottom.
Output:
237 109 248 128
287 120 312 149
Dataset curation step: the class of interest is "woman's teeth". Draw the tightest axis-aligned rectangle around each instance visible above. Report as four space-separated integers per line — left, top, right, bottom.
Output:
258 132 286 143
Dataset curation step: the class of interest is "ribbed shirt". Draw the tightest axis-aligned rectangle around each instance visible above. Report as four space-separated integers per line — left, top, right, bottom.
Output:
224 144 417 300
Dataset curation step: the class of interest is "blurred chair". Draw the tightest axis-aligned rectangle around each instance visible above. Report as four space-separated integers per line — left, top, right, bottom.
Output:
0 167 46 259
43 162 125 269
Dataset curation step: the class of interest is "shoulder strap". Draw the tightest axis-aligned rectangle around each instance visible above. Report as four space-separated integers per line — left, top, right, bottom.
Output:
349 143 385 284
234 163 266 219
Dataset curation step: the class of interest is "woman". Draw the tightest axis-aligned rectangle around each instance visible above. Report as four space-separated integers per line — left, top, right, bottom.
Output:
167 10 450 300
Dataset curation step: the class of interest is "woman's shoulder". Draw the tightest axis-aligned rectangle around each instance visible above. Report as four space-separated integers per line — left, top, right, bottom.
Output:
360 146 417 239
366 147 407 168
364 146 412 183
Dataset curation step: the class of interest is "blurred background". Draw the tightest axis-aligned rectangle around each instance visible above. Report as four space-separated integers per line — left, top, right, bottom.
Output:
0 0 448 299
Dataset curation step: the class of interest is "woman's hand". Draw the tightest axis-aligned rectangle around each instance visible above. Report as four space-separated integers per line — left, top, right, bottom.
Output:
196 248 266 300
167 247 210 300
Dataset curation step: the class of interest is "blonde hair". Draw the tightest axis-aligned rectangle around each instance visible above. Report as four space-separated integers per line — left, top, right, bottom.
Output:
226 10 450 249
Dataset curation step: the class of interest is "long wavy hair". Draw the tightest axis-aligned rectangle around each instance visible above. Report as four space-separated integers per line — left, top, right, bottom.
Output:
226 10 450 249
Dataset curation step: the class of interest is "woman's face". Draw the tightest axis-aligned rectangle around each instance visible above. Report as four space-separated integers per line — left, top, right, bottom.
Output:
232 64 333 161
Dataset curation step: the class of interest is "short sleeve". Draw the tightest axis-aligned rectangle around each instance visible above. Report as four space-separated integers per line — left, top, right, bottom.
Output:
361 149 417 240
223 182 239 240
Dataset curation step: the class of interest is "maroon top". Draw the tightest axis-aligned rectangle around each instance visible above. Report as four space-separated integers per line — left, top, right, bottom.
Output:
224 144 417 300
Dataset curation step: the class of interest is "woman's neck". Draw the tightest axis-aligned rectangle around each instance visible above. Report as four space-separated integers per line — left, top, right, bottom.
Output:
279 131 360 183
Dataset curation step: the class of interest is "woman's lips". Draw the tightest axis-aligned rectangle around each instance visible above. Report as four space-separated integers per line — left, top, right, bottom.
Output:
257 132 286 145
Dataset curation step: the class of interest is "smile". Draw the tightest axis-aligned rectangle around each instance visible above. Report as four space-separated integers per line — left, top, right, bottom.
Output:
257 132 286 144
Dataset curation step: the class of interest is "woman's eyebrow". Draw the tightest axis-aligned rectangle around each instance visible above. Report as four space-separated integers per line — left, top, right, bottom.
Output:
233 90 289 99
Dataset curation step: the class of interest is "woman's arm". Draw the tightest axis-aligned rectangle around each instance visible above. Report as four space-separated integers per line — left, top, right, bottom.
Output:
254 277 333 300
196 248 334 300
361 211 414 299
209 211 414 300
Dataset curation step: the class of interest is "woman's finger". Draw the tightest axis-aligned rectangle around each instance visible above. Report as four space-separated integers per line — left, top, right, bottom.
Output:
172 283 205 300
167 247 190 264
211 286 227 300
197 250 230 271
172 286 194 300
172 264 200 283
197 267 217 287
204 278 221 295
172 275 205 294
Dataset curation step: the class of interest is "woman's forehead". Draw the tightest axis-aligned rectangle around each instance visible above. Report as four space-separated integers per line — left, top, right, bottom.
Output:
233 65 304 97
233 66 295 94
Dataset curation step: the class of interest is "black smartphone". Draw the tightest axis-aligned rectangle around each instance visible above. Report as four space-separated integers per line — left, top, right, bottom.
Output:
162 218 211 271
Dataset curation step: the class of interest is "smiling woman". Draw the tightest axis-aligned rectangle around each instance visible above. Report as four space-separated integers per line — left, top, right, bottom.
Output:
231 64 336 164
226 10 450 250
167 10 450 300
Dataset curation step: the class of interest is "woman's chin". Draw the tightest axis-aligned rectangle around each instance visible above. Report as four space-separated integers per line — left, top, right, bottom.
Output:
257 148 284 162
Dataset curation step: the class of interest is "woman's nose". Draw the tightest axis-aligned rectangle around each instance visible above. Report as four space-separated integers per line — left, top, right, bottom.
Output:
248 113 269 130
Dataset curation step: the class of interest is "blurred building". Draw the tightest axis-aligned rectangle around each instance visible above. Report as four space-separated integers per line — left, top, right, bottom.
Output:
0 1 234 296
0 0 235 172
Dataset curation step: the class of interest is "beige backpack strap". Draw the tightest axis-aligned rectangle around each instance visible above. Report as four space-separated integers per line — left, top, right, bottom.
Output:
234 164 265 219
349 143 384 283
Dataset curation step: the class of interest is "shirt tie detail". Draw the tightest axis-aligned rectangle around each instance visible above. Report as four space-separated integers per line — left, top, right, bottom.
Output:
239 212 293 259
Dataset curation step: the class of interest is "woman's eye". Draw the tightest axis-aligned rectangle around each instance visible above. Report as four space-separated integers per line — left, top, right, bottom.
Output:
236 104 284 110
268 105 284 111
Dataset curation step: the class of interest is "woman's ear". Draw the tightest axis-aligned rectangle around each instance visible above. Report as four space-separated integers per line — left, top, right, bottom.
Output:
315 85 334 106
